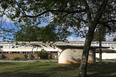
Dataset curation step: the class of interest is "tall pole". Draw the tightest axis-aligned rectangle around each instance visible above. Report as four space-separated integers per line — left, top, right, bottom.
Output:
99 25 102 62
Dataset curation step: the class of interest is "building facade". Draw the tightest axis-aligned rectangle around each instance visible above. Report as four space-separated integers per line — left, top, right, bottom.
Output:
0 41 116 61
0 42 58 59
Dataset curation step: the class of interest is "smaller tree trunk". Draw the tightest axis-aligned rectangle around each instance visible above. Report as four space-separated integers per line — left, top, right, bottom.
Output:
99 25 102 62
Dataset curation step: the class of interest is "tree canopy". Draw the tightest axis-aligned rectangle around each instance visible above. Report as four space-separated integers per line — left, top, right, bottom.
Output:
0 0 115 39
113 38 116 41
14 25 58 42
0 0 116 77
37 49 48 59
14 23 71 42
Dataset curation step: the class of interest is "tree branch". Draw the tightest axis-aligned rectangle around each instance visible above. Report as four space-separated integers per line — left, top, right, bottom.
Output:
106 20 116 23
73 17 88 23
94 0 109 23
23 9 86 18
99 21 111 30
60 13 69 20
99 20 116 30
82 0 92 22
0 10 5 17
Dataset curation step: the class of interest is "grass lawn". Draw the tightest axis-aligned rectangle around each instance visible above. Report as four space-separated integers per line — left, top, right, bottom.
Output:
96 58 116 61
0 62 116 77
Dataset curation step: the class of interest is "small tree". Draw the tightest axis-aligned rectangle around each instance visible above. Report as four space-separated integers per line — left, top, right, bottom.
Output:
24 54 28 59
37 49 48 59
113 38 116 41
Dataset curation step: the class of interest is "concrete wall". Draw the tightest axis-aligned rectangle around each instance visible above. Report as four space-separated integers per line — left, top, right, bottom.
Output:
58 49 95 64
96 53 116 59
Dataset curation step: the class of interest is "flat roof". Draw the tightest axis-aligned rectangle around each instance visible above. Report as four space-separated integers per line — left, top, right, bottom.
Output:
55 45 109 49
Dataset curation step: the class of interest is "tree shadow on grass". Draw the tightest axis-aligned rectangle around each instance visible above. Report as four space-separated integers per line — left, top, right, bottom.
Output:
0 64 77 77
0 63 52 77
0 65 50 77
0 62 17 66
87 63 116 77
0 72 49 77
44 64 80 77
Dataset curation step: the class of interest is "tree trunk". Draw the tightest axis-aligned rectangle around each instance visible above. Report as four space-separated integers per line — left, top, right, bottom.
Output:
79 24 96 77
99 41 102 62
99 25 102 62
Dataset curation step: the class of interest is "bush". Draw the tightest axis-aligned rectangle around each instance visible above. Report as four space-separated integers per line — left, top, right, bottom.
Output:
24 54 28 59
37 49 48 59
13 57 22 60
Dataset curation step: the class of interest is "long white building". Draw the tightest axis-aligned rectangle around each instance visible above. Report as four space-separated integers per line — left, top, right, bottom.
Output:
1 41 116 53
0 41 116 60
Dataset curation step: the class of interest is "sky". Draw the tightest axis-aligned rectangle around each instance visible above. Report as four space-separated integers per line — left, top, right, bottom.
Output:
0 20 86 41
0 15 115 42
0 21 115 42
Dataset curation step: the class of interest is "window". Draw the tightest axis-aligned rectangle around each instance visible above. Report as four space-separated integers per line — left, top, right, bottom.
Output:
0 46 3 48
50 52 57 53
22 52 26 53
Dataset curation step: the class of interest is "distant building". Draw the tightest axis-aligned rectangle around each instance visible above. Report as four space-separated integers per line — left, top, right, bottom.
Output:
0 41 116 62
0 42 58 59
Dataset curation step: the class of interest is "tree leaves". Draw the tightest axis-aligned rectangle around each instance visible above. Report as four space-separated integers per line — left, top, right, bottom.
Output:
14 25 60 42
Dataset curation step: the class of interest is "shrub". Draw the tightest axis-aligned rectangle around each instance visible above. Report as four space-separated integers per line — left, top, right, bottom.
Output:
24 54 28 59
13 57 22 60
37 49 48 59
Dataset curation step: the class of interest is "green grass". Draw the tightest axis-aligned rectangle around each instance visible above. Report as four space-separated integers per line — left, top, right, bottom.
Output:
96 58 116 61
102 59 116 61
0 62 116 77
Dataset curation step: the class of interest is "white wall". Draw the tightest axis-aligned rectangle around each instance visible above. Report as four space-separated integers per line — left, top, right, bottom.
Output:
96 53 116 59
58 48 95 64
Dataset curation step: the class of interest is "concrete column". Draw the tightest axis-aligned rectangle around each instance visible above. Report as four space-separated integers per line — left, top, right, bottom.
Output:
48 54 50 59
28 53 31 60
0 54 2 59
88 49 95 63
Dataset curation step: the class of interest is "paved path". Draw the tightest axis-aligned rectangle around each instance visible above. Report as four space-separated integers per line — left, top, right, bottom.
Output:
96 61 116 63
0 60 58 63
0 60 116 63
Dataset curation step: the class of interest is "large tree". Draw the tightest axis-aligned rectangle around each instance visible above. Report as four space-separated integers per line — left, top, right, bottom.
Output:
14 23 71 42
1 0 116 77
14 25 59 42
